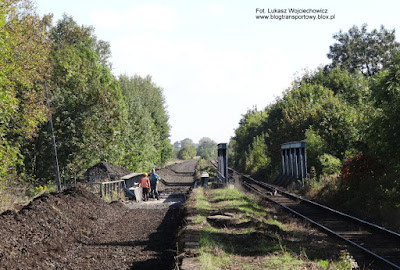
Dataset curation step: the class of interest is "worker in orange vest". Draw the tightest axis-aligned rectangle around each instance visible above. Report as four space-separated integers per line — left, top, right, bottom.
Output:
139 173 150 201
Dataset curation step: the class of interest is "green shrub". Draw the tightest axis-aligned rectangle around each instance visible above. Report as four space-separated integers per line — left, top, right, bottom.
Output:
177 145 196 160
245 133 270 175
319 154 342 175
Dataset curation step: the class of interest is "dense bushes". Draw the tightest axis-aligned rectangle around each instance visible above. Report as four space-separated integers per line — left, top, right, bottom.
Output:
319 154 342 175
341 153 384 189
231 80 364 179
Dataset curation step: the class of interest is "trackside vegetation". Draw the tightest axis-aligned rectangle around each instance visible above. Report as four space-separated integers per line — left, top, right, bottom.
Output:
191 187 358 269
0 0 172 210
229 24 400 229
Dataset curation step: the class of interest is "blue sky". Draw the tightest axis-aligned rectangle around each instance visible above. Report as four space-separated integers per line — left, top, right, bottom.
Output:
34 0 400 144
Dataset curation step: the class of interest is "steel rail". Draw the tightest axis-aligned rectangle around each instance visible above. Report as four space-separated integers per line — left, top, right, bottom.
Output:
217 156 400 239
244 175 400 239
210 161 400 269
242 181 400 270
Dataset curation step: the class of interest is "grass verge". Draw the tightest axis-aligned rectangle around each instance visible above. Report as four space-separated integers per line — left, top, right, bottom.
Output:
192 186 358 270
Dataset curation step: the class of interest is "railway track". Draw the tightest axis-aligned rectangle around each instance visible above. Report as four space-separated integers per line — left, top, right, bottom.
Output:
210 160 400 269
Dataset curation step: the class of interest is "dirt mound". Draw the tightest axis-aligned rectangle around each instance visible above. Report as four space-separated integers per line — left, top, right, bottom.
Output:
83 161 131 181
0 187 127 269
0 186 183 269
0 161 198 269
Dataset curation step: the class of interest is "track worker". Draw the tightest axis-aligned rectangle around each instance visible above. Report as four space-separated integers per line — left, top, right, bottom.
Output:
139 173 150 201
150 168 160 200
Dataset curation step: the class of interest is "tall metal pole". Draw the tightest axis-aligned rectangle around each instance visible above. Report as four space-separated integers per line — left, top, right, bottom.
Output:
44 82 62 192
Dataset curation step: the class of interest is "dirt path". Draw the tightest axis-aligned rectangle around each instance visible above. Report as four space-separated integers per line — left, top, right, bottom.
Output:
0 159 198 270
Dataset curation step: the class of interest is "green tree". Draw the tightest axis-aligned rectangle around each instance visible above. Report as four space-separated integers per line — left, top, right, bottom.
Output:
181 138 195 149
300 67 370 107
197 137 217 160
231 107 265 171
368 52 400 169
28 15 125 182
118 75 172 171
0 3 174 187
304 128 328 175
310 93 360 160
245 133 270 176
177 145 196 160
327 24 399 76
297 67 369 161
319 154 342 175
232 80 363 179
0 0 52 182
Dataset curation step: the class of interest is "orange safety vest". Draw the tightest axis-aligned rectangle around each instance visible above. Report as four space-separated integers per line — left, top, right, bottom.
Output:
139 177 150 188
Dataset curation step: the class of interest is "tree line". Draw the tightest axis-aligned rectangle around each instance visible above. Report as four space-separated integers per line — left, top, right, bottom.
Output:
230 24 400 215
174 137 217 160
0 0 172 187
